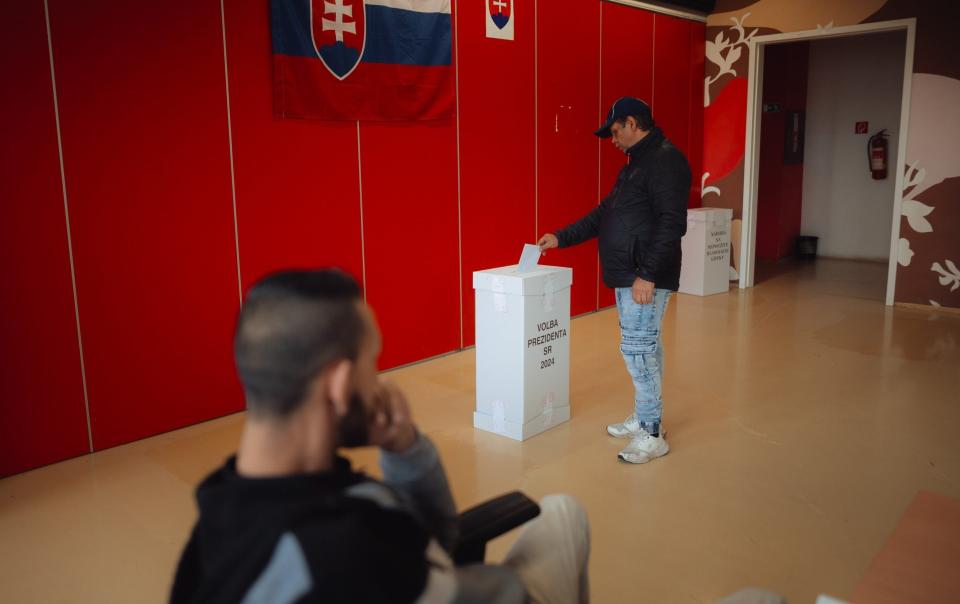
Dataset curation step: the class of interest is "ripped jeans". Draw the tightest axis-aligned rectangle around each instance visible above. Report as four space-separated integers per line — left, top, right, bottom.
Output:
614 287 673 435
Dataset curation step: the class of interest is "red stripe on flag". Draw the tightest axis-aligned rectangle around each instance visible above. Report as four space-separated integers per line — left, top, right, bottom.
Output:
274 55 455 121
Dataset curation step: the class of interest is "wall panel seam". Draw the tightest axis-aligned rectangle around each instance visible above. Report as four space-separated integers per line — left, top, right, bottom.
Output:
43 0 94 452
220 0 243 303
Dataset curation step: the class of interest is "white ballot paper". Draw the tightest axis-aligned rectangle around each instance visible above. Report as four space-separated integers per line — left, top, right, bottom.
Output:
518 243 542 273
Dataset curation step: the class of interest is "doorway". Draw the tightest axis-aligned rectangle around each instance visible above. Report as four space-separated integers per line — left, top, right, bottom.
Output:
739 19 916 305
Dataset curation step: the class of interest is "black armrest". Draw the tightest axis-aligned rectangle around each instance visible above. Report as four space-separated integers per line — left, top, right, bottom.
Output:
453 491 540 565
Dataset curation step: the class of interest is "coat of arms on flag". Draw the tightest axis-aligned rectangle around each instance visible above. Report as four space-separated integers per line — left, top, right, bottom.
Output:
272 0 454 121
312 0 367 80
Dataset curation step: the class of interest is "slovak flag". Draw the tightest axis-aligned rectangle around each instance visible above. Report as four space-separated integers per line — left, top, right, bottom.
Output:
271 0 454 121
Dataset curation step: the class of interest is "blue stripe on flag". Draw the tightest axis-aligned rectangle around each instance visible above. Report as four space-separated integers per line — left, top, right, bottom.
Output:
271 0 451 66
362 5 452 66
271 0 316 58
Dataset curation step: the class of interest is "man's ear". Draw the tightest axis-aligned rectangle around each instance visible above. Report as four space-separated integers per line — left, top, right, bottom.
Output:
323 358 354 418
625 116 638 131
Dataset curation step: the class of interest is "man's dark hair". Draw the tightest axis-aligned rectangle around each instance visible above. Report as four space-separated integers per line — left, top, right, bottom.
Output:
234 269 364 417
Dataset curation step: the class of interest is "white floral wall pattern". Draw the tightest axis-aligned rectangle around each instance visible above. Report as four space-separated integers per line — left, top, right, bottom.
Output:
897 238 914 267
903 75 960 201
900 162 933 234
899 73 960 306
932 261 960 293
704 14 757 107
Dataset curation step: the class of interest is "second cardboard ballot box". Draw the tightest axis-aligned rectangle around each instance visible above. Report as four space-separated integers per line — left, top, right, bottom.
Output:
679 207 733 296
473 265 573 440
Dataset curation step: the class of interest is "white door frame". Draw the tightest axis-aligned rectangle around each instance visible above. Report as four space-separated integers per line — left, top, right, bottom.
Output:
739 18 916 305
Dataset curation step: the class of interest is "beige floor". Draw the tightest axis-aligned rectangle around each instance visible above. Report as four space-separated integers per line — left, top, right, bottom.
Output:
2 258 959 603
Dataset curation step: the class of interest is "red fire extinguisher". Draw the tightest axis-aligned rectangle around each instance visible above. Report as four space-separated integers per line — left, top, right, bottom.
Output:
868 129 888 180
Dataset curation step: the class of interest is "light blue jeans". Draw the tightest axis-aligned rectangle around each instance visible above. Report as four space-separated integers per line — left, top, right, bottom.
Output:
614 287 673 435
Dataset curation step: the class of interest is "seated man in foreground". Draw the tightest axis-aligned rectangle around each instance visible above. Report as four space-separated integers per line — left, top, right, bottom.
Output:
170 269 591 604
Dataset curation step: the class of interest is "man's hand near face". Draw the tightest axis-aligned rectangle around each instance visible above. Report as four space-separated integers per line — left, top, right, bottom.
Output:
368 379 417 453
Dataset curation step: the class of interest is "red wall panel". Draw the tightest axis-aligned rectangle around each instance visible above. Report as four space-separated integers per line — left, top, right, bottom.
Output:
756 42 809 260
536 0 601 317
360 121 461 369
598 3 654 307
2 0 713 469
774 43 808 260
49 0 243 449
224 0 364 290
0 1 89 476
756 107 784 260
688 20 706 208
654 14 692 162
458 0 536 346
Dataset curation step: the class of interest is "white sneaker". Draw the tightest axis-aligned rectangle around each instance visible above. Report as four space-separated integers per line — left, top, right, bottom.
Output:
606 414 641 439
618 430 669 464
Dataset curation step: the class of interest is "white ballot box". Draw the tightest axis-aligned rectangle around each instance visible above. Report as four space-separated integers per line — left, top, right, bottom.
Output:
679 207 733 296
473 265 573 440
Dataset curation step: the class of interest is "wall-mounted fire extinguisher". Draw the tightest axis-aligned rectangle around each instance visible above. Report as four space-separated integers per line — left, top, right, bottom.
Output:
868 129 888 180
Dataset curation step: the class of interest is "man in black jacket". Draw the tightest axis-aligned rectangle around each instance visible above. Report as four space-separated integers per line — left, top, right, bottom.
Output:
538 97 690 465
170 269 590 603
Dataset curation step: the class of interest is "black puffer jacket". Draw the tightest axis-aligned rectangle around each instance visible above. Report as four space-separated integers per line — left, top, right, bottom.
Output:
556 127 691 291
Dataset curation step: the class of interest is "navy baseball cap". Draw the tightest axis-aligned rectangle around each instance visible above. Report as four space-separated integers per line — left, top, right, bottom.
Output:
595 97 653 138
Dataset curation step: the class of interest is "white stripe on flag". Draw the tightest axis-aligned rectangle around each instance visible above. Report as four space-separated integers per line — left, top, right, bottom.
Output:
365 0 451 15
